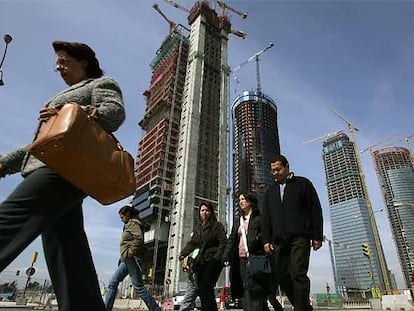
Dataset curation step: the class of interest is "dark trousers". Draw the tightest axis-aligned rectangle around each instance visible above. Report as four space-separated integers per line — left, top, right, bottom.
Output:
275 237 311 311
239 257 268 311
0 167 105 311
197 259 221 311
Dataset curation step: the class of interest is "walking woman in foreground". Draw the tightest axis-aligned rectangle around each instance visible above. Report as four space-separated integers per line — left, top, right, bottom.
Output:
0 40 125 311
179 202 227 311
105 205 161 311
223 192 270 310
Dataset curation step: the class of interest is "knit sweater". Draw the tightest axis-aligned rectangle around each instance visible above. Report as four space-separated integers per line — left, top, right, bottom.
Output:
0 77 125 177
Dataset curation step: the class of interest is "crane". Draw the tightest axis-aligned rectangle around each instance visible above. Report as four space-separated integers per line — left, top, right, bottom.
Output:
360 135 395 154
380 134 414 152
331 108 392 294
229 29 247 39
323 235 353 294
215 0 247 39
163 0 189 13
232 42 274 95
324 235 339 294
303 130 344 145
216 0 248 19
152 3 177 34
164 0 247 39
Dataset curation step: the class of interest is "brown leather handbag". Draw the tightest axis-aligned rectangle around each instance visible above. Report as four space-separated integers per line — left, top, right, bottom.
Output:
28 102 136 205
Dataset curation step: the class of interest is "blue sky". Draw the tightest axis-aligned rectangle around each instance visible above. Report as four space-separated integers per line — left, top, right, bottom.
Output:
0 0 413 294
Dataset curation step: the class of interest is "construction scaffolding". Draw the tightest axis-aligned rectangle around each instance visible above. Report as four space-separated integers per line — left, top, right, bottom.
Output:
133 24 190 289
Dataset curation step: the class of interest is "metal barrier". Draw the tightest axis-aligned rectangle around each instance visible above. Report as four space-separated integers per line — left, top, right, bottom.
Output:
343 300 371 309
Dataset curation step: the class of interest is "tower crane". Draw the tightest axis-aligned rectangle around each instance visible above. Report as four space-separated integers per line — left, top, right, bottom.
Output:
164 0 247 39
374 134 414 163
360 135 395 154
216 0 248 19
323 235 366 298
232 42 274 95
331 108 392 294
215 0 247 39
303 130 343 144
152 3 177 34
380 134 414 152
323 235 339 294
163 0 189 13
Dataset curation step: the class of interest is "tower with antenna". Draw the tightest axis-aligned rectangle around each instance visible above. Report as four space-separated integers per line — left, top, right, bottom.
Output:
231 43 279 213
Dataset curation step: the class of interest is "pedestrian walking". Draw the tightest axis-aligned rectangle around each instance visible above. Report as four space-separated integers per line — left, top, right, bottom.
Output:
0 40 125 311
262 155 323 311
179 202 226 311
105 205 160 311
223 192 269 311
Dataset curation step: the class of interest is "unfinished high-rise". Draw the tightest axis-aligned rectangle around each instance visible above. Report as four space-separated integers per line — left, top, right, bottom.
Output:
232 91 280 210
372 147 414 289
322 132 389 297
165 2 230 294
132 26 190 286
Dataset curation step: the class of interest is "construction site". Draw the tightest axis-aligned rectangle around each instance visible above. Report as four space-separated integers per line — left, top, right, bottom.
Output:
130 0 414 306
132 10 190 289
132 0 248 296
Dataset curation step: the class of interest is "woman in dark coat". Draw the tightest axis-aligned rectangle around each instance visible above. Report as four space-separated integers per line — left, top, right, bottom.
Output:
223 192 269 311
179 201 226 311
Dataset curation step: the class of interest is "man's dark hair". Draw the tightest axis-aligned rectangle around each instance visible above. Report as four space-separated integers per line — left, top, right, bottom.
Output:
270 154 289 166
119 205 139 219
52 40 104 78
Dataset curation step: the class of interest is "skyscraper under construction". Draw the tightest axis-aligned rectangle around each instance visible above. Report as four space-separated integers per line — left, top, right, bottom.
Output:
372 147 414 289
132 25 190 286
322 132 389 297
232 91 280 210
165 1 230 294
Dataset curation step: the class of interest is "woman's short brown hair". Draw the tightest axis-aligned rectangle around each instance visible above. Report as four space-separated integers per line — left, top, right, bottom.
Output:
52 40 103 78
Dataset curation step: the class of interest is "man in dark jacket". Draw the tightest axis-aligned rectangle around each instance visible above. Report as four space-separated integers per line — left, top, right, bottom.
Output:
262 155 323 311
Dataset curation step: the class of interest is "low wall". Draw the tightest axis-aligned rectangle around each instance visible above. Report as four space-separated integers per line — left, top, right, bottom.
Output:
382 295 414 311
114 298 147 310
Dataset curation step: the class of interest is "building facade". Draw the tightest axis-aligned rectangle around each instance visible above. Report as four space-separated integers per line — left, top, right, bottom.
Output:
322 132 389 297
232 91 280 211
132 27 190 287
373 147 414 289
165 2 230 294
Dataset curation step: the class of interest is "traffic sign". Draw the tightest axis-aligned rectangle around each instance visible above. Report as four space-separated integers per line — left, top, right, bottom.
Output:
165 278 171 285
26 267 35 276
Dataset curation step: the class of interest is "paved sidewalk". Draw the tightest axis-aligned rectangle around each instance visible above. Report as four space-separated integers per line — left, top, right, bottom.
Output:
0 299 150 310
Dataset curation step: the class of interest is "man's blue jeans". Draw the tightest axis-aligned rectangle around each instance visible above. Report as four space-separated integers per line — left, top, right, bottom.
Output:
104 257 160 311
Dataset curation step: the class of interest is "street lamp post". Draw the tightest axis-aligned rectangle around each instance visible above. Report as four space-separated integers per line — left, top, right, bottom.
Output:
0 34 13 86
